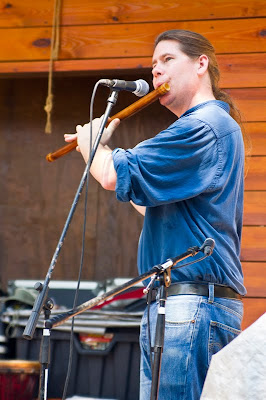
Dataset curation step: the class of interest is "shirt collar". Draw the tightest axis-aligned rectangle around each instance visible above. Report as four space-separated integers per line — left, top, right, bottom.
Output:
180 100 230 118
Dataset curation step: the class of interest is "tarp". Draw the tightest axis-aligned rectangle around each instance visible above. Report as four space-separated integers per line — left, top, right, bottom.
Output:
201 313 266 400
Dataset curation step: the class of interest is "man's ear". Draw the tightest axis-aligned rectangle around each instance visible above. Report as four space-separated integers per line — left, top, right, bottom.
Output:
197 54 209 76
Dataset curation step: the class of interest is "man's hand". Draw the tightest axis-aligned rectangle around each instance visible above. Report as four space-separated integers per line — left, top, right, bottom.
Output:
64 117 120 155
64 116 119 189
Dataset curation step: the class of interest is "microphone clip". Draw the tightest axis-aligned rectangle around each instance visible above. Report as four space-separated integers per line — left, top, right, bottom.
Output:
199 238 215 256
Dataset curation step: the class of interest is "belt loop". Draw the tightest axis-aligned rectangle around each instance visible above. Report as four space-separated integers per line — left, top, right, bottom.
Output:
208 283 214 303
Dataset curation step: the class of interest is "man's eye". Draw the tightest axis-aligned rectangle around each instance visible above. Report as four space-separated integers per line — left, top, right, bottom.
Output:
165 57 173 62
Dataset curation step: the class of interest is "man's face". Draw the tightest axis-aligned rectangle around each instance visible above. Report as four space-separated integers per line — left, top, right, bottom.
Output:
152 40 200 116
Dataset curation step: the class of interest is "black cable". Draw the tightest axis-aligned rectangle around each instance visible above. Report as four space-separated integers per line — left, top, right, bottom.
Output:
61 80 102 400
171 254 208 270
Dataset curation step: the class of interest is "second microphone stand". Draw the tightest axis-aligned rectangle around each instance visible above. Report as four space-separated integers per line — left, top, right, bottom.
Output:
43 243 207 400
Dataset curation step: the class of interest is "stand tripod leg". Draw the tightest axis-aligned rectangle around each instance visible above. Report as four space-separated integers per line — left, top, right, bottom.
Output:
38 327 51 400
150 284 167 400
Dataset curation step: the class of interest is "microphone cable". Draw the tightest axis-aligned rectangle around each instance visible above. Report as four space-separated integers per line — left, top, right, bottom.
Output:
171 254 208 270
61 80 103 400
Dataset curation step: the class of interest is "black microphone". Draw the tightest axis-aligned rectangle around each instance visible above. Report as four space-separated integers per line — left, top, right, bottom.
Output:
99 79 149 97
199 238 215 256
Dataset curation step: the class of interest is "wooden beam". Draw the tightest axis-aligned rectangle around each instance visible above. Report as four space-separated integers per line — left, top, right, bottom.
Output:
1 0 266 28
1 53 266 85
0 58 151 76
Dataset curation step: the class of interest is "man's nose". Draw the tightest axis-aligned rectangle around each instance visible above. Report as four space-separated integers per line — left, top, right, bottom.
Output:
152 64 164 77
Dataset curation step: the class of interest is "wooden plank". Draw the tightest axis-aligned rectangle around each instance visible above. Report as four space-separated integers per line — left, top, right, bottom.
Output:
242 262 266 297
242 298 266 330
218 54 266 89
243 122 266 156
1 53 266 87
0 58 152 76
245 157 266 190
241 226 266 262
1 0 266 28
0 18 265 62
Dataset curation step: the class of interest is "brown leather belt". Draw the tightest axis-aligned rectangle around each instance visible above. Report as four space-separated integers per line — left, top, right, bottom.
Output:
148 282 242 302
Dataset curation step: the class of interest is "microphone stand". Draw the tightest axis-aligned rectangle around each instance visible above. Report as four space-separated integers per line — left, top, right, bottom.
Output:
150 271 169 400
22 88 119 400
38 292 54 400
42 244 205 400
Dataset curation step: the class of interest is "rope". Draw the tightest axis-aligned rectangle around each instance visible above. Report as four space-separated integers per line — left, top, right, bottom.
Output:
44 0 62 134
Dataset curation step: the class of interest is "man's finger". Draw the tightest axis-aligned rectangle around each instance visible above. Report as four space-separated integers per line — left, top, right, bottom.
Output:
108 118 120 134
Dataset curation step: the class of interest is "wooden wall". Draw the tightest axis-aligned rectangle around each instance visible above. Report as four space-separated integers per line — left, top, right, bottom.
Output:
0 0 265 330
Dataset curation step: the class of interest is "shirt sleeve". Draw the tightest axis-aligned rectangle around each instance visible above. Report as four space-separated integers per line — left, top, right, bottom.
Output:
112 117 220 207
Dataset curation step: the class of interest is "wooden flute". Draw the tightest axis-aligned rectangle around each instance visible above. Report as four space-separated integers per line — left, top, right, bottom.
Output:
46 83 170 162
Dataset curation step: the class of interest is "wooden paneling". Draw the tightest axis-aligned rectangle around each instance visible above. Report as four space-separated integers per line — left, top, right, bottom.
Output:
1 0 265 28
0 18 265 63
218 54 266 89
244 123 266 156
245 157 266 190
242 262 266 297
244 192 266 225
241 226 266 261
1 1 265 76
242 298 266 330
225 88 266 123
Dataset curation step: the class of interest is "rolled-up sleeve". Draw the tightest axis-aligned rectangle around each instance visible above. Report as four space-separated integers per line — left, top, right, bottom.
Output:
112 118 220 207
112 148 132 202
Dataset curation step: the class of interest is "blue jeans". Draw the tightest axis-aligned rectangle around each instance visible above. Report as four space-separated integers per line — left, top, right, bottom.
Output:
139 287 243 400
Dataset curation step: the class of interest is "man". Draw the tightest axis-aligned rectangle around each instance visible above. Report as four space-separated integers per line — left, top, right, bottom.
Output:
65 30 245 400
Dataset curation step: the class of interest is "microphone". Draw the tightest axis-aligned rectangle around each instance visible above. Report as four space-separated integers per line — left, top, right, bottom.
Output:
99 79 149 97
199 238 215 256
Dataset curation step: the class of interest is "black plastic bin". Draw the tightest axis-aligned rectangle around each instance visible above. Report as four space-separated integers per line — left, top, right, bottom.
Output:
12 326 140 400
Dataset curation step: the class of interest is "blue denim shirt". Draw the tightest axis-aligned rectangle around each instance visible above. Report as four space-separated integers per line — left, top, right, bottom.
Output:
112 100 246 295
